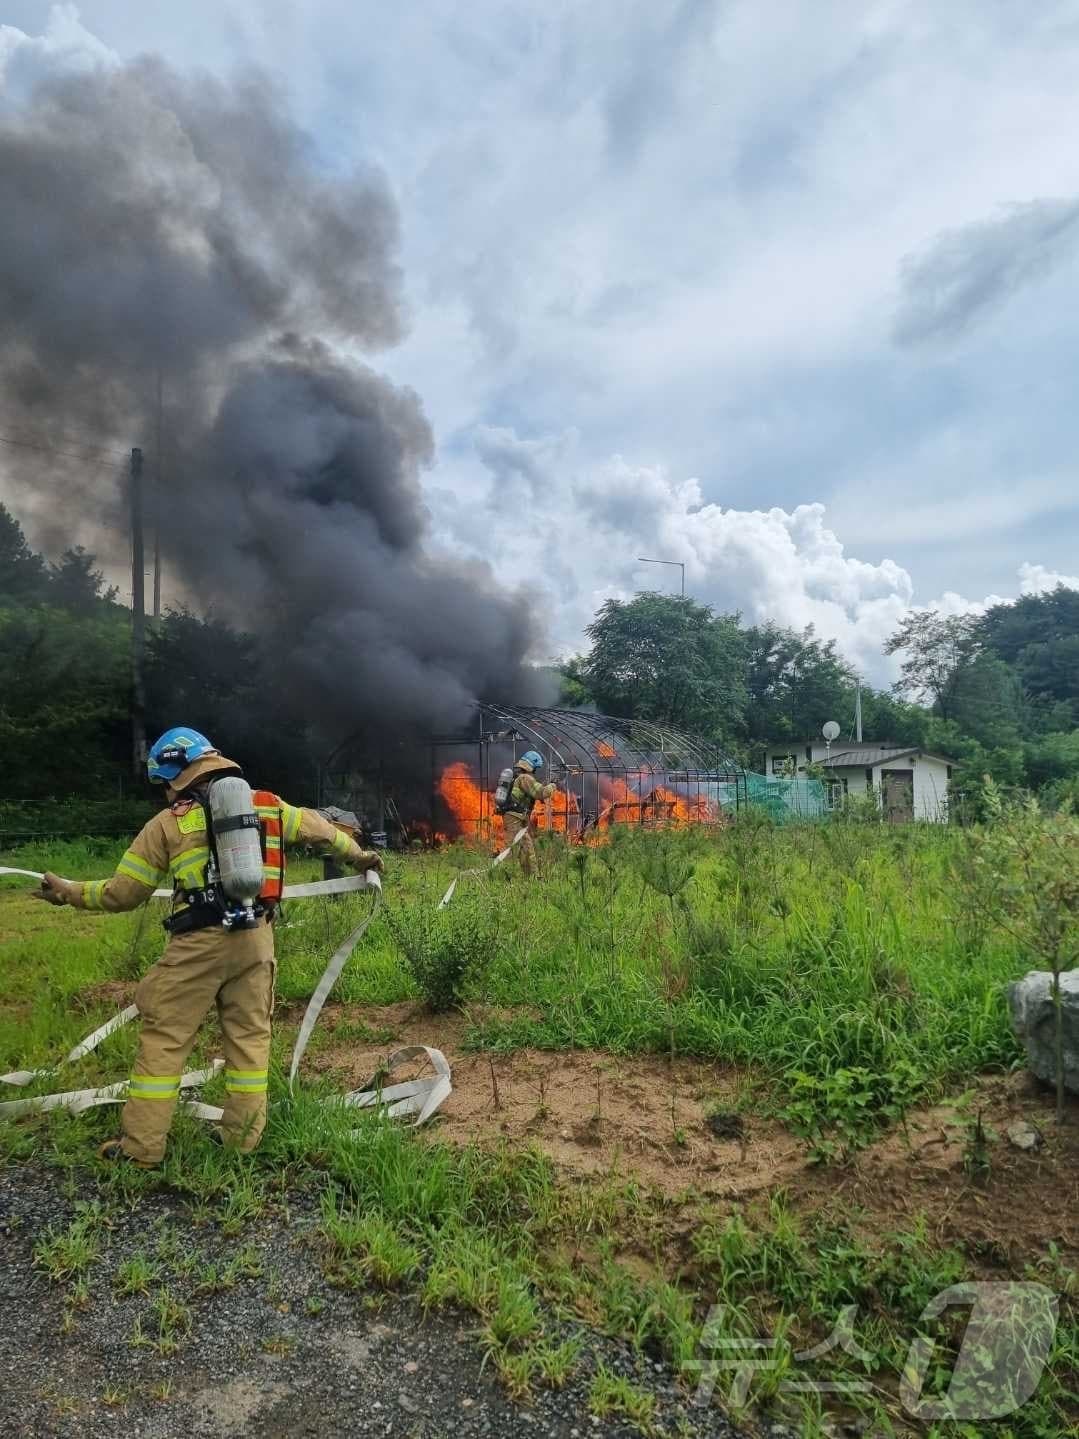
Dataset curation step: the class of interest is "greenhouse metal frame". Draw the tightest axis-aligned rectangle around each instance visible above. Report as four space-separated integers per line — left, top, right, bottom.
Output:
433 703 747 840
319 704 747 842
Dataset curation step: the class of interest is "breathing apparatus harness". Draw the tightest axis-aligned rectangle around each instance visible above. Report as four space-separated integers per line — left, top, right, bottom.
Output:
162 776 283 936
494 752 544 819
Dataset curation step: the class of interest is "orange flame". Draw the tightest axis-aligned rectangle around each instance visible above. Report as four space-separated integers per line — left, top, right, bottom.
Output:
596 739 616 759
437 761 487 833
534 786 580 833
434 759 718 846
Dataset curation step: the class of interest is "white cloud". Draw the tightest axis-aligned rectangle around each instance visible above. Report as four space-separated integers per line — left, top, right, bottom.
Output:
0 5 116 96
455 425 1074 684
1019 561 1079 595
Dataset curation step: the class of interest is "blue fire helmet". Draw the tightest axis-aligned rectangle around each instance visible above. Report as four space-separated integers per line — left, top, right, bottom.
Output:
519 750 544 771
146 727 215 784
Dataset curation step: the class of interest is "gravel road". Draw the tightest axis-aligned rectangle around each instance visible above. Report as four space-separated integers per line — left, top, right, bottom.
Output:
0 1165 760 1439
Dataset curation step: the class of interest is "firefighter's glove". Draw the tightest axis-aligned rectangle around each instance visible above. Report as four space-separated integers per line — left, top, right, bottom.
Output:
355 850 385 875
33 872 75 906
541 784 556 800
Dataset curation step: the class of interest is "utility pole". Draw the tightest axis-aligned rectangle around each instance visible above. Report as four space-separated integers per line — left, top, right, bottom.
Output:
854 682 863 743
153 369 162 620
130 446 147 777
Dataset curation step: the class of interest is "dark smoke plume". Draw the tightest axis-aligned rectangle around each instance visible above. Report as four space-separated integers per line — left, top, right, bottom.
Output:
0 58 545 738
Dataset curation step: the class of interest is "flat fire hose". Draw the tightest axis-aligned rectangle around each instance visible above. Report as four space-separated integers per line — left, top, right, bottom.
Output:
0 867 377 902
437 823 527 908
0 1064 223 1120
287 871 383 1092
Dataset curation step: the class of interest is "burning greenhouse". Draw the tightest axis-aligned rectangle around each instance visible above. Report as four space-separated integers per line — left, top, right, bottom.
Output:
319 705 746 847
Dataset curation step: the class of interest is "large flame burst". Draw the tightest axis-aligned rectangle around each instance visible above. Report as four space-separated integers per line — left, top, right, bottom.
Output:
435 758 715 844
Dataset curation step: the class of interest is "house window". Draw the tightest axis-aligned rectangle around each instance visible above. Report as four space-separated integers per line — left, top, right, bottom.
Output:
771 754 797 776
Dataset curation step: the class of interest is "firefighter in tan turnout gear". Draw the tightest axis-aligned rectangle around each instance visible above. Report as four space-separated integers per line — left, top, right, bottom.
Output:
494 751 554 877
33 727 384 1168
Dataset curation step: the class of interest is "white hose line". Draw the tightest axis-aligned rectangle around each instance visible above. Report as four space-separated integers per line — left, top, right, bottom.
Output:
0 866 375 901
0 863 461 1129
1 1005 140 1088
436 824 528 908
0 1062 223 1120
287 871 382 1093
342 1045 452 1127
0 869 384 1117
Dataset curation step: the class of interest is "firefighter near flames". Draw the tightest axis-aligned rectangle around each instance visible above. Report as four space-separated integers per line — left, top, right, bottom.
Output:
32 727 385 1168
492 751 556 877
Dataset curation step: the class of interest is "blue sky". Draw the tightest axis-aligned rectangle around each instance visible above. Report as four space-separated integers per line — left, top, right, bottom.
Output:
3 1 1078 681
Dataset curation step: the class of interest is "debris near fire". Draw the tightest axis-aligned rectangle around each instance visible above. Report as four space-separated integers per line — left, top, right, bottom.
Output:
0 58 545 741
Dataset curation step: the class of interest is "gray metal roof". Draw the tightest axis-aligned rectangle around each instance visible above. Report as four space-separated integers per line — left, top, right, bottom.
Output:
821 746 915 768
818 746 963 769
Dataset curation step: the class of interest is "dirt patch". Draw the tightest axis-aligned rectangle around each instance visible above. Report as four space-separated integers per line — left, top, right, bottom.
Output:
300 1001 808 1201
79 979 136 1011
798 1070 1079 1268
57 992 1079 1271
305 1004 1079 1270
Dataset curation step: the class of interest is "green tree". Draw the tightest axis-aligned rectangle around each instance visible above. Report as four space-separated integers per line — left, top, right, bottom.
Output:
557 655 592 708
48 546 118 612
1023 731 1079 793
0 605 130 798
948 652 1027 749
856 688 929 747
884 611 982 720
978 586 1079 729
741 622 856 747
0 502 47 602
580 593 747 739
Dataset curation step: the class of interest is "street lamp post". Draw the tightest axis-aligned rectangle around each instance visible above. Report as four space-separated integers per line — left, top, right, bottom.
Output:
637 556 685 598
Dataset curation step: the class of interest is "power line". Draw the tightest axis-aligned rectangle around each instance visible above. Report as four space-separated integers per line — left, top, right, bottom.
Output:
0 412 142 454
0 432 133 467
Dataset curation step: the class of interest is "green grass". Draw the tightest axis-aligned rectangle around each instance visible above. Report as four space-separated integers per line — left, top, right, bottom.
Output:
589 1364 657 1432
3 817 1078 1434
0 822 1034 1129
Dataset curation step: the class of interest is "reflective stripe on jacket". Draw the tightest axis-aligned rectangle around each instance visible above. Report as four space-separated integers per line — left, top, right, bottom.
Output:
72 795 369 913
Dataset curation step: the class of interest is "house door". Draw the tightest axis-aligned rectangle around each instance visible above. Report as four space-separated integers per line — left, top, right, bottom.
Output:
881 769 914 823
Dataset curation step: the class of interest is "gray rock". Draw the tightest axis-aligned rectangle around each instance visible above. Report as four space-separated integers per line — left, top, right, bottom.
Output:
1008 970 1079 1095
1006 1121 1041 1151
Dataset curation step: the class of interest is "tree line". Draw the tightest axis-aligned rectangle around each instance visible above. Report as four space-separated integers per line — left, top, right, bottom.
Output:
1 503 318 808
564 589 1079 811
3 500 1078 814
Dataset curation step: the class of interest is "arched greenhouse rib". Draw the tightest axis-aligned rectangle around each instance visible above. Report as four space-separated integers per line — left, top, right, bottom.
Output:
478 704 744 783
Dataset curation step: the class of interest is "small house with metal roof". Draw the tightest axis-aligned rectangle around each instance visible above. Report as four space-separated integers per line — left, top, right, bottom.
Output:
763 738 954 822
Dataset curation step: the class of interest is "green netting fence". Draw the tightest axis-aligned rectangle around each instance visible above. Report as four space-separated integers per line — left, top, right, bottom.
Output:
719 773 827 823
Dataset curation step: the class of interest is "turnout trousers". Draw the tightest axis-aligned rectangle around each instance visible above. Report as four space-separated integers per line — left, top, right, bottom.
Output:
501 814 537 876
121 922 275 1165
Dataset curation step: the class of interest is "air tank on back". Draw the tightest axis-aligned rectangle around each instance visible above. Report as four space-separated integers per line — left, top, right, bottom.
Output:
493 766 515 813
208 777 264 907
